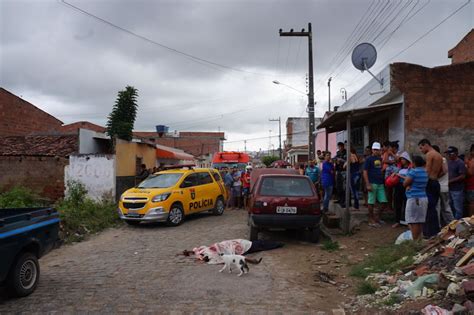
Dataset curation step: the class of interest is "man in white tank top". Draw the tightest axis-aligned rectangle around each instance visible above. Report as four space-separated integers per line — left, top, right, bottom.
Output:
433 145 454 226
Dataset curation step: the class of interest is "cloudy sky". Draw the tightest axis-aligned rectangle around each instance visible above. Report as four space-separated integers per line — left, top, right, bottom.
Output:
1 0 472 152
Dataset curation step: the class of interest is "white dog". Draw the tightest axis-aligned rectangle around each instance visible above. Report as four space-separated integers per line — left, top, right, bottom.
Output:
218 254 250 276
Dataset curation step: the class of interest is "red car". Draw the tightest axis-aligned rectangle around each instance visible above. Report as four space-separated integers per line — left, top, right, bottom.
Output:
248 169 321 243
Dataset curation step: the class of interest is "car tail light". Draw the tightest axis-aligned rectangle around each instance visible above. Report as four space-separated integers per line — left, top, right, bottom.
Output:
251 200 264 214
254 201 264 208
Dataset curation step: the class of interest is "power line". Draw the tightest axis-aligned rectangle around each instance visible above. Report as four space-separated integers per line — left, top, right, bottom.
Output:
339 0 431 87
371 0 413 43
331 0 386 70
362 0 402 43
378 0 431 50
343 0 468 91
327 0 392 79
330 0 435 82
322 0 377 80
383 0 471 64
60 0 272 77
148 130 308 152
224 130 307 144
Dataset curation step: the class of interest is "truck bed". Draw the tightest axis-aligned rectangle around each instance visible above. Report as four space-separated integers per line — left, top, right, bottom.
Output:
0 207 60 237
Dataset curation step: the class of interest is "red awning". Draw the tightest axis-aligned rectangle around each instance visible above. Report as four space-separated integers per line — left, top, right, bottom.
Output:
156 147 195 161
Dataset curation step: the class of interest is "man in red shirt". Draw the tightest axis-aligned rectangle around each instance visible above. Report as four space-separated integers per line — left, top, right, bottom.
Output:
241 166 252 209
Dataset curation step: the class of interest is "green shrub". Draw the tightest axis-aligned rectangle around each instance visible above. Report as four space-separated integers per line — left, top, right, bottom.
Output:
356 280 377 295
0 186 44 208
381 294 402 306
322 239 340 252
58 181 120 243
350 241 423 278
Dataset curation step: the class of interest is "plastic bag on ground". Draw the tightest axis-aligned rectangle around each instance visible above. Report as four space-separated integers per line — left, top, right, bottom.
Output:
395 230 413 244
405 274 439 298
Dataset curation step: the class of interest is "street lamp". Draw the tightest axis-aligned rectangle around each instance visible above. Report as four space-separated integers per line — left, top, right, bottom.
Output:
340 88 348 102
272 80 307 95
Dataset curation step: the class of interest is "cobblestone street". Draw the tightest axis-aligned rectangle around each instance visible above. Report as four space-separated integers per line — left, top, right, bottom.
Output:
0 209 356 314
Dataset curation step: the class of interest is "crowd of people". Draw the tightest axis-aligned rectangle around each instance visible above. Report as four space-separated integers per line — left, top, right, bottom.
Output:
134 139 474 241
295 140 474 240
220 166 252 209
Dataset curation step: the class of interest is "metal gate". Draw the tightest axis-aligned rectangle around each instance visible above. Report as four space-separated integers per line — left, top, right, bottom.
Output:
369 118 389 145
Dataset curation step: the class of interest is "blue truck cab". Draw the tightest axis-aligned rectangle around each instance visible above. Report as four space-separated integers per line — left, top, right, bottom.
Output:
0 207 60 297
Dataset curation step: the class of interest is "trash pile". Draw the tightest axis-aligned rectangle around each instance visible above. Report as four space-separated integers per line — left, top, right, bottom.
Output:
345 216 474 313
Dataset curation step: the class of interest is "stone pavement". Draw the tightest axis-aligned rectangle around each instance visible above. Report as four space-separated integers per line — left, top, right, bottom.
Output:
0 209 346 314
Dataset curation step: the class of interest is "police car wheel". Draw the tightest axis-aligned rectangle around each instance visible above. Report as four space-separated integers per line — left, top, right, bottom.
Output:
167 204 184 226
213 197 225 215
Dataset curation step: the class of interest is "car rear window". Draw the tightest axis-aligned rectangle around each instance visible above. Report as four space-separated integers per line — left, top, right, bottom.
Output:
259 177 314 197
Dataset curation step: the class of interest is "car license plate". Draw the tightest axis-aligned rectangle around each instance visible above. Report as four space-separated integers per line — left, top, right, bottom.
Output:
276 206 297 214
127 212 140 217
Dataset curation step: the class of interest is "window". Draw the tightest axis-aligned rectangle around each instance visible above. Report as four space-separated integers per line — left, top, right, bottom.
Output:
351 127 365 154
198 172 213 185
259 177 314 197
212 171 221 182
180 173 199 188
138 173 183 188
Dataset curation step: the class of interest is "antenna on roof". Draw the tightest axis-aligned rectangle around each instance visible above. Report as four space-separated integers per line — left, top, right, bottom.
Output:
351 43 383 88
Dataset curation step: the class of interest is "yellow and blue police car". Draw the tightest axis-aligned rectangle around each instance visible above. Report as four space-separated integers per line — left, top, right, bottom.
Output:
118 168 227 226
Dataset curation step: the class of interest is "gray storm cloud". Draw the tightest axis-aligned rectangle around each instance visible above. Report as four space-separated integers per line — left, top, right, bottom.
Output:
1 0 472 150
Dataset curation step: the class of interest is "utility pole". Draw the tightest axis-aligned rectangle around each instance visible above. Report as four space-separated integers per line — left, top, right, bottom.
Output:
326 77 332 152
269 117 282 159
244 140 247 153
268 130 272 156
328 77 332 112
279 23 315 161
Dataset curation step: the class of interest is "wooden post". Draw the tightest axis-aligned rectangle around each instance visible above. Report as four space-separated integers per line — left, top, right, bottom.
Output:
342 115 352 234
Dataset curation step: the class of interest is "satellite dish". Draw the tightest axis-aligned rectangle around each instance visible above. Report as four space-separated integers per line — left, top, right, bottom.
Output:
351 42 377 71
351 42 383 88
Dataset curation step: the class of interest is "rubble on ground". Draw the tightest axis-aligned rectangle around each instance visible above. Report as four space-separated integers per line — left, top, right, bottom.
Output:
344 216 474 313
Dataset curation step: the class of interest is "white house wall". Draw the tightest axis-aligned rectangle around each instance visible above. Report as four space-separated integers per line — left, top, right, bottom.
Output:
339 66 392 111
388 99 405 149
79 129 109 154
65 154 116 201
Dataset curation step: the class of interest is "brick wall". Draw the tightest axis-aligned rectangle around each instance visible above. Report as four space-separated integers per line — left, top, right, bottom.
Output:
61 121 106 133
133 133 221 157
0 88 63 136
0 156 68 200
448 29 474 64
155 137 221 157
391 62 474 154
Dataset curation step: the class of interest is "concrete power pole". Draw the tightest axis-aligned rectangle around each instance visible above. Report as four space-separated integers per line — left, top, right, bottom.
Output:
280 23 315 160
279 23 315 161
269 117 282 159
326 77 332 152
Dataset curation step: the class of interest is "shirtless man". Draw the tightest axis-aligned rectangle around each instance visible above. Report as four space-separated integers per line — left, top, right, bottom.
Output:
418 139 444 237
